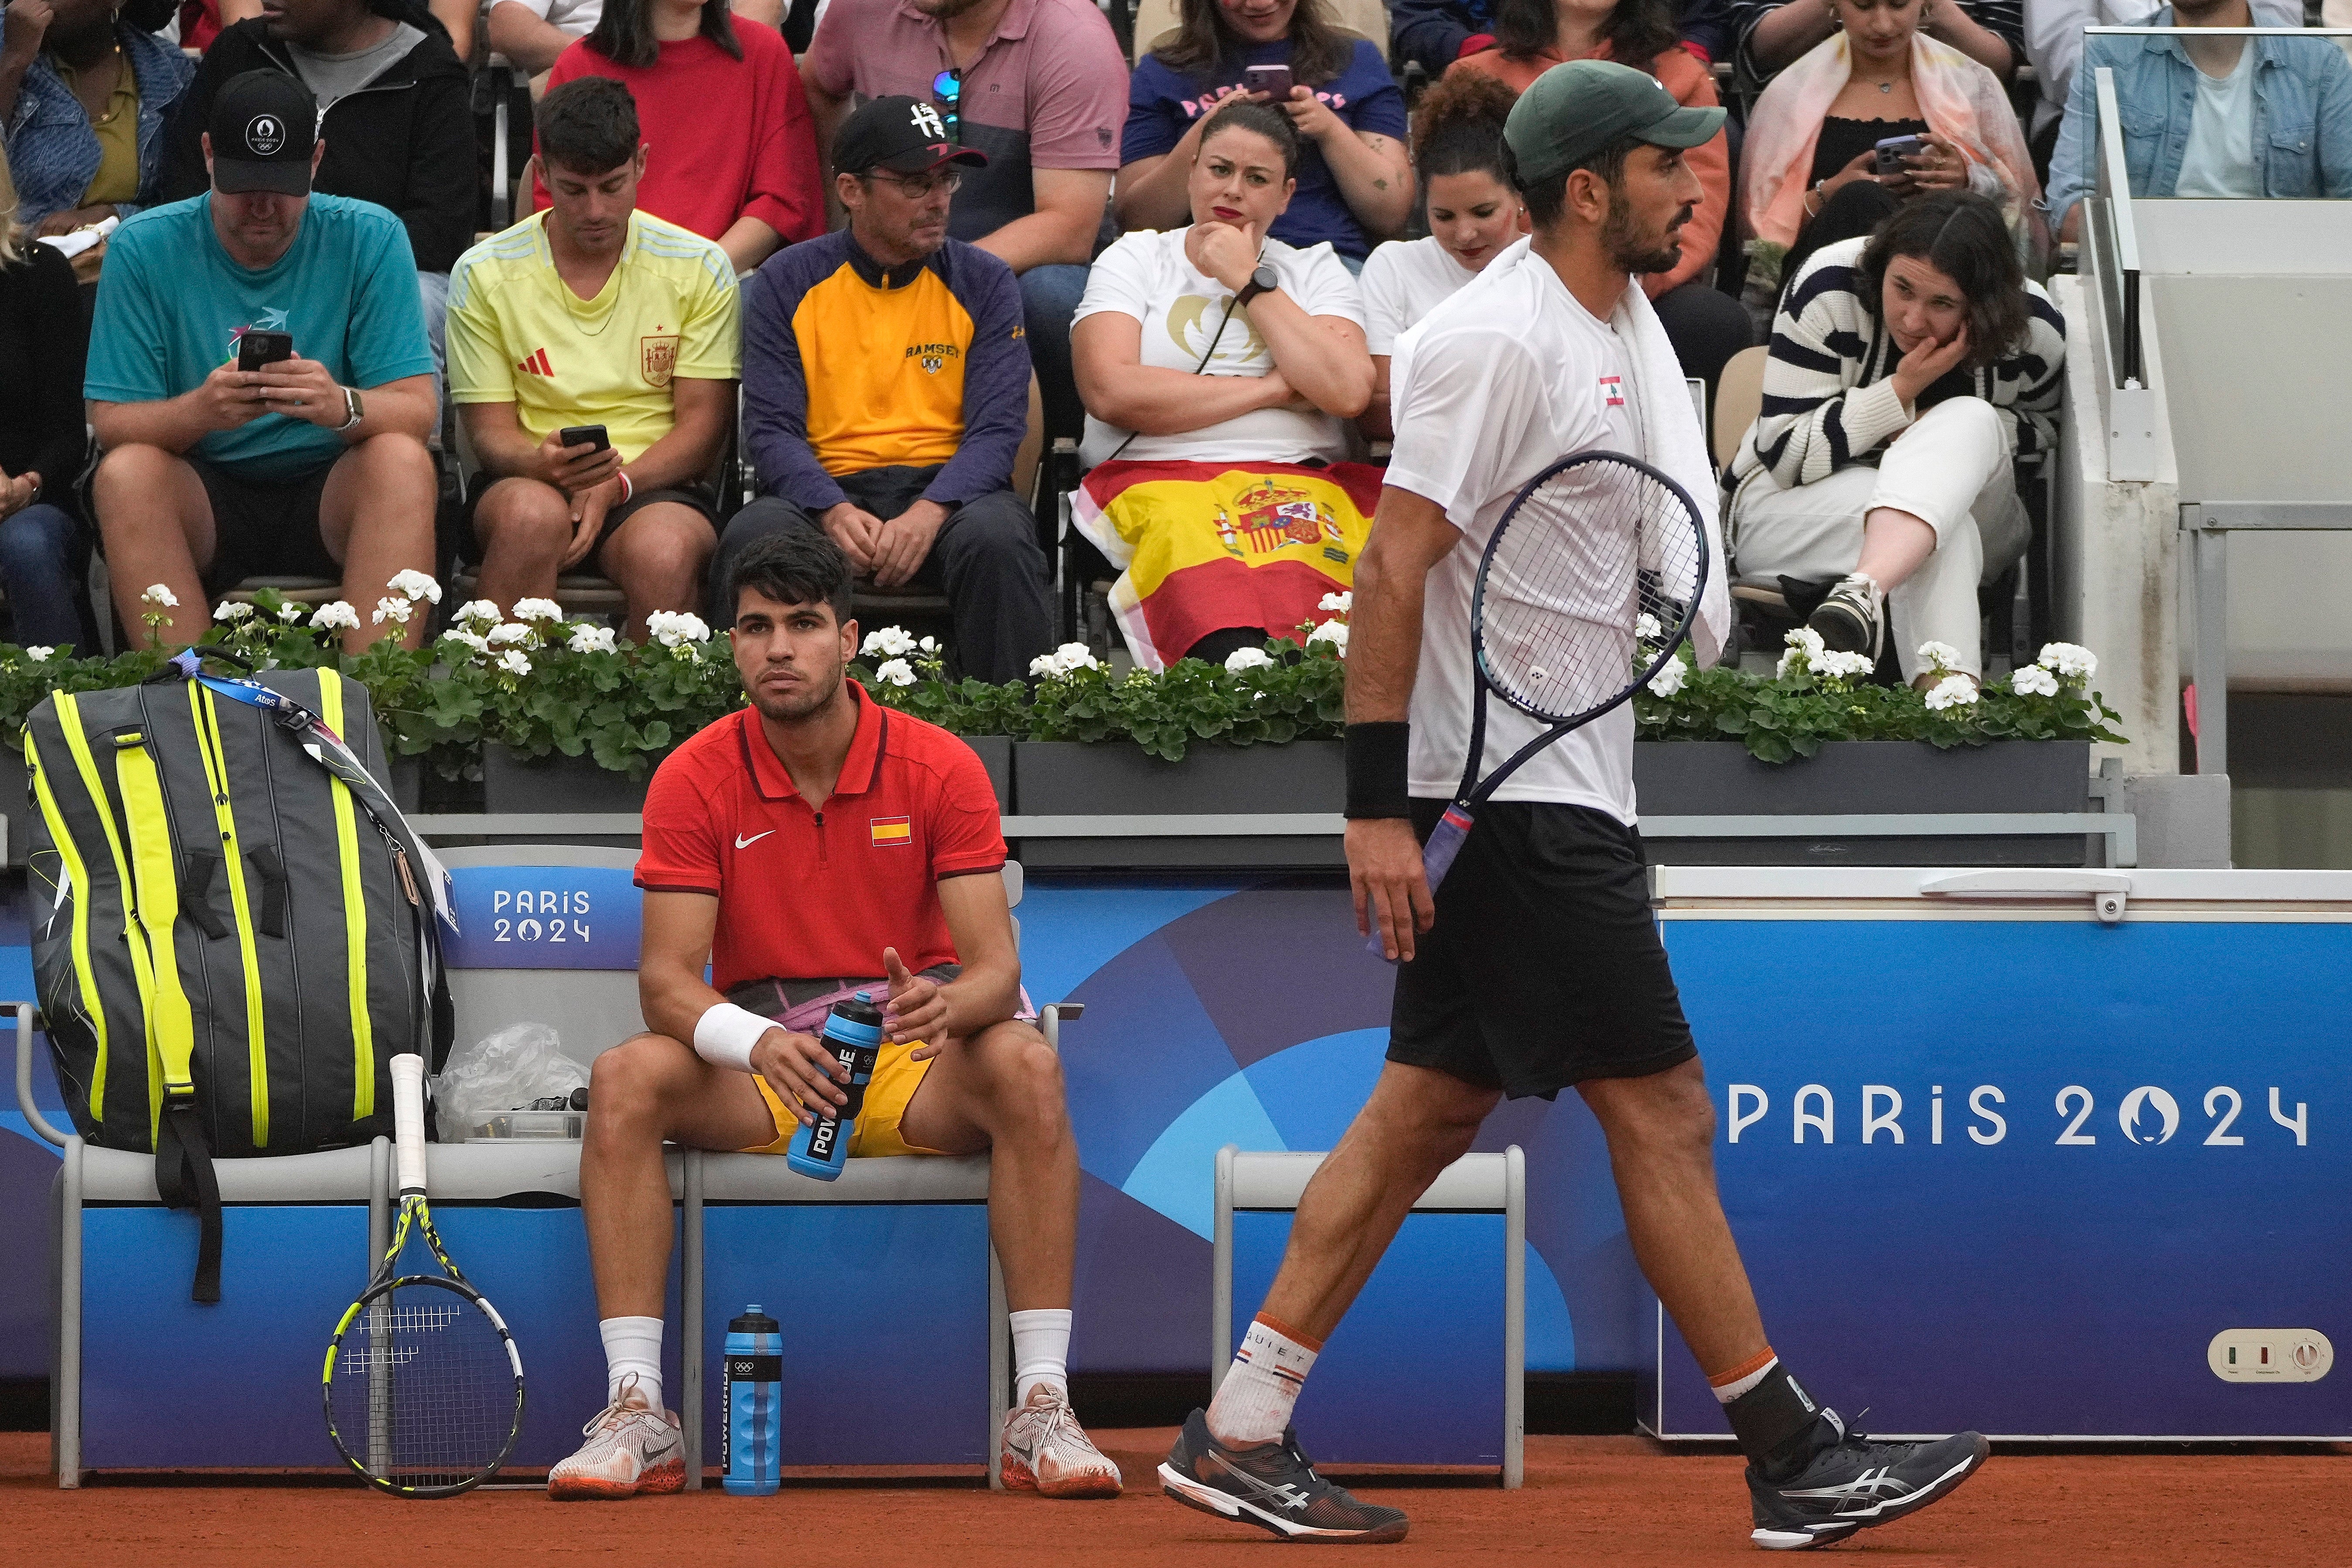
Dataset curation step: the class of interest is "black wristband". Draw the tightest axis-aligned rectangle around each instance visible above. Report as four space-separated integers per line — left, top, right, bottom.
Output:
1343 721 1412 819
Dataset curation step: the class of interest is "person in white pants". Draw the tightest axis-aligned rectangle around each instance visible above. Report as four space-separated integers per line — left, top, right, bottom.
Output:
1723 190 2065 685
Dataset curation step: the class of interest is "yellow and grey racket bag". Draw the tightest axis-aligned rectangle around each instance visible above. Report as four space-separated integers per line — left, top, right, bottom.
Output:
25 661 453 1301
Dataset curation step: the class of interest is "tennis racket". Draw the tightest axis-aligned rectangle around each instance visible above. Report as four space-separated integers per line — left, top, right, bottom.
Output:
323 1053 525 1497
1367 449 1708 956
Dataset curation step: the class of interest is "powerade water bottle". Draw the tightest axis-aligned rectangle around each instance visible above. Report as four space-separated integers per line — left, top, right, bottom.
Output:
784 992 886 1181
722 1305 782 1496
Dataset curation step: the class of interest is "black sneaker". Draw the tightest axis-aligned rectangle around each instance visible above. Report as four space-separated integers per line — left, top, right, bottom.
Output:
1807 572 1884 661
1158 1408 1408 1543
1747 1410 1989 1551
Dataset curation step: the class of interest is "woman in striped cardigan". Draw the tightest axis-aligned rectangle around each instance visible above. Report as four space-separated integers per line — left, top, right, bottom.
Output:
1724 190 2062 688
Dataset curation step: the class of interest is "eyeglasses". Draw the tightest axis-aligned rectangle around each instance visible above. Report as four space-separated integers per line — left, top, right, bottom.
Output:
868 169 965 200
931 68 962 147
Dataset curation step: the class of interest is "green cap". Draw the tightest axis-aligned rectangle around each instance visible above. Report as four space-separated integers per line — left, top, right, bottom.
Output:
1504 59 1726 188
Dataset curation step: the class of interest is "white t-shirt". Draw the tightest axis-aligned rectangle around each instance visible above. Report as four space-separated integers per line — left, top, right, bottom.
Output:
508 0 602 37
1072 228 1365 468
2175 42 2264 200
1386 237 1652 827
1358 236 1478 357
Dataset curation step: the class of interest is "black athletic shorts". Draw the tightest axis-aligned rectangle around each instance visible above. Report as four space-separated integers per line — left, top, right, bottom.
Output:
1385 797 1698 1100
189 453 343 594
458 479 718 577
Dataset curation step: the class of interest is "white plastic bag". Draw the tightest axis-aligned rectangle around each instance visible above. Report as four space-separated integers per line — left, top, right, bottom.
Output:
432 1023 590 1141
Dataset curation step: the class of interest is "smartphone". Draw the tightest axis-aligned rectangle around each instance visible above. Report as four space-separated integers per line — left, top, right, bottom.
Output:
1874 134 1928 177
557 424 611 452
236 330 293 373
1242 65 1293 101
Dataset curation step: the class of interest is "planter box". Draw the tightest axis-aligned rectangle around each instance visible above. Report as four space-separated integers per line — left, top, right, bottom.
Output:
481 746 653 815
1011 739 1342 871
0 745 25 868
961 734 1012 813
1631 740 2095 867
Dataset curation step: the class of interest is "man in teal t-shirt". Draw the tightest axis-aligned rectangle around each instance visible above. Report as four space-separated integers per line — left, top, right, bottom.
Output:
84 69 439 651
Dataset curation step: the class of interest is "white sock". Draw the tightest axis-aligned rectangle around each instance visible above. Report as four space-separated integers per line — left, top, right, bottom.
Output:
1206 1314 1321 1446
1010 1308 1072 1405
600 1315 664 1412
1711 1350 1778 1405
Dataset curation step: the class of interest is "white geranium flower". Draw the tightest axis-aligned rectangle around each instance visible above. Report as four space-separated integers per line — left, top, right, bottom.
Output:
862 625 918 658
2011 663 2060 697
387 568 442 604
2037 642 2097 683
440 629 490 656
1636 612 1664 642
487 622 533 646
567 624 618 654
453 599 501 626
24 646 54 661
496 649 532 677
512 597 565 623
1916 640 1962 674
369 596 412 626
1776 626 1825 680
916 635 940 655
1307 619 1348 655
1923 673 1980 711
277 602 304 622
214 602 255 623
1224 647 1276 673
310 601 361 631
1812 649 1876 683
647 610 711 649
873 657 917 687
1647 652 1688 697
1028 642 1103 678
141 583 179 609
1318 591 1353 614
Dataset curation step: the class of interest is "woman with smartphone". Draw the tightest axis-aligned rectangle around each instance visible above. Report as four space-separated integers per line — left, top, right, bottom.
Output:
1739 0 2037 294
1116 0 1412 270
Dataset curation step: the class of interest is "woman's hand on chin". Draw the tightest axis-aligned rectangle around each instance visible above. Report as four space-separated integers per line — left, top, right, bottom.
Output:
1188 218 1263 294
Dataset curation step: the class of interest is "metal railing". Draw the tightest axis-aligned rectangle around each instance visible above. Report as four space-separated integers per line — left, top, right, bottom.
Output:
2181 502 2352 777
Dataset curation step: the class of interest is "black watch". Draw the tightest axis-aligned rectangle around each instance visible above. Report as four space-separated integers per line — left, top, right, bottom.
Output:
1236 262 1279 306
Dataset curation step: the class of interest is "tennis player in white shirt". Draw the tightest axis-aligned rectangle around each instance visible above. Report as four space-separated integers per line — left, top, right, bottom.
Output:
1158 61 1990 1552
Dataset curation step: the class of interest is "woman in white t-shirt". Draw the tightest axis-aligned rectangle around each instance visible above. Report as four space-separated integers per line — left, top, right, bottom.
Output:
1069 101 1380 670
1357 71 1525 440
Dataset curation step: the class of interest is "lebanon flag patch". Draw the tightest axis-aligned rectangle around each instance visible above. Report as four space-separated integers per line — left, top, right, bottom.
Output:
870 816 912 847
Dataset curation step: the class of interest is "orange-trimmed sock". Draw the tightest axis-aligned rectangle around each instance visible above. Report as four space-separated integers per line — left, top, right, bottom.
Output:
1206 1313 1324 1446
1709 1347 1778 1405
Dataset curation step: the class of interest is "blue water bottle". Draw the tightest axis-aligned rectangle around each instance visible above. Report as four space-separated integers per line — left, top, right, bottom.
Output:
785 992 885 1181
722 1305 782 1495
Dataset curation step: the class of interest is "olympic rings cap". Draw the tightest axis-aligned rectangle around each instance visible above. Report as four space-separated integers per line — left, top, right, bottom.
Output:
1504 59 1725 188
210 71 319 196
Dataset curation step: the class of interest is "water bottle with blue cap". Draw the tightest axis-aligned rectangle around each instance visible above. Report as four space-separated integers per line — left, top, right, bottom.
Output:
785 992 885 1180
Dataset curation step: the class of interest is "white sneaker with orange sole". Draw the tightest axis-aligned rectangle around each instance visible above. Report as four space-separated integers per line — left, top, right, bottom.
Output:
548 1375 686 1500
1001 1384 1123 1499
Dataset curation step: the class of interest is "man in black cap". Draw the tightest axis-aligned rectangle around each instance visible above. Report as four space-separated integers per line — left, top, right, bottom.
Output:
1159 61 1989 1550
718 93 1052 685
83 69 439 650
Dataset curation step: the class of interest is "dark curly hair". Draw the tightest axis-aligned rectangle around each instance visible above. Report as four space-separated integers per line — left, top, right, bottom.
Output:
1153 0 1355 87
1490 0 1677 75
1409 69 1515 180
1856 190 2030 371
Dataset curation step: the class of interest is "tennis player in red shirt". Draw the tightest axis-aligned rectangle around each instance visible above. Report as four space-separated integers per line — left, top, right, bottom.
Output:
549 530 1120 1500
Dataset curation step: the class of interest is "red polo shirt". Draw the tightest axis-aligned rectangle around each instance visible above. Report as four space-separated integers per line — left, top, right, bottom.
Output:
635 684 1006 991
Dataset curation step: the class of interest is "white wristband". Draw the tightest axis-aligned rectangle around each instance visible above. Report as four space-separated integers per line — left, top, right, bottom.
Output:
692 1002 773 1073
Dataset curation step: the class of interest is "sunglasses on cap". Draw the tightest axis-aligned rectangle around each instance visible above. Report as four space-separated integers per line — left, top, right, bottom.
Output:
931 68 962 146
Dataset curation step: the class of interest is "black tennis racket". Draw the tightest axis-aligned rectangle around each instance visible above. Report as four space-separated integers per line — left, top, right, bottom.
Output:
1367 449 1708 956
323 1053 525 1497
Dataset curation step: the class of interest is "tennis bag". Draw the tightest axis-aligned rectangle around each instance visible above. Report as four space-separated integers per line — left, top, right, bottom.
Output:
25 655 455 1302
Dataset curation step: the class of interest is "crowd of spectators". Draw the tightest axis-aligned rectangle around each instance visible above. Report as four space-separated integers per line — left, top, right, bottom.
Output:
1 0 2344 681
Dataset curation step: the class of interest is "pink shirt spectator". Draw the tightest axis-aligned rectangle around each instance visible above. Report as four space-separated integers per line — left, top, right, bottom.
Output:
803 0 1126 245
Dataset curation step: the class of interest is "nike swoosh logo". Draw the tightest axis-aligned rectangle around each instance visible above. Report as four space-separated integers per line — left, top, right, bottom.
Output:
734 831 774 849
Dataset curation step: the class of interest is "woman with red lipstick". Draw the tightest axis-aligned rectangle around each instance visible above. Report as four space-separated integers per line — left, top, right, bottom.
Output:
1116 0 1411 269
1072 100 1379 669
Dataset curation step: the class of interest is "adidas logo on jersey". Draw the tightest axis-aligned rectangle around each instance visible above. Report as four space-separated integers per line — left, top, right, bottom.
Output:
518 348 554 377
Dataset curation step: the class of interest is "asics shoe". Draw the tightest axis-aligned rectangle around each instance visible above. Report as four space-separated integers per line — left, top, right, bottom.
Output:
1807 572 1885 662
547 1375 686 1500
1158 1408 1408 1543
1747 1411 1989 1550
1000 1384 1123 1498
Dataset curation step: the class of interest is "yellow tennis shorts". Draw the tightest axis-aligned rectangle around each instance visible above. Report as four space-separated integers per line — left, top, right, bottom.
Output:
743 1038 944 1158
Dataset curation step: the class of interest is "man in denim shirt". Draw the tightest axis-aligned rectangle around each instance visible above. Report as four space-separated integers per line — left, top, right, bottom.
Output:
2046 0 2352 237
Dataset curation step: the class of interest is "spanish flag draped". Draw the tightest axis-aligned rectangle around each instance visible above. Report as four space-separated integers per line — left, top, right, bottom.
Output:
1071 459 1385 672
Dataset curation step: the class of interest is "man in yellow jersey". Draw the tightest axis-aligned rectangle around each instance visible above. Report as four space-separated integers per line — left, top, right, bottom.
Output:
445 77 739 639
723 95 1051 684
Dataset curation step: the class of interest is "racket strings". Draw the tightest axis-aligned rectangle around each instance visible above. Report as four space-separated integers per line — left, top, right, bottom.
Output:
1477 456 1705 721
329 1278 517 1491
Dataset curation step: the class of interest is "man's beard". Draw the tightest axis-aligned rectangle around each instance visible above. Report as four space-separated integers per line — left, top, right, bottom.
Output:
1602 188 1686 277
915 0 993 17
744 667 844 724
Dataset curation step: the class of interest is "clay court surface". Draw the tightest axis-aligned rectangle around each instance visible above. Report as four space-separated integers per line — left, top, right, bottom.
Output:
8 1431 2350 1565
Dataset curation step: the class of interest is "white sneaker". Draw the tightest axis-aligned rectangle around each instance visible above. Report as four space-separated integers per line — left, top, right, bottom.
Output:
548 1374 687 1500
1001 1384 1123 1499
